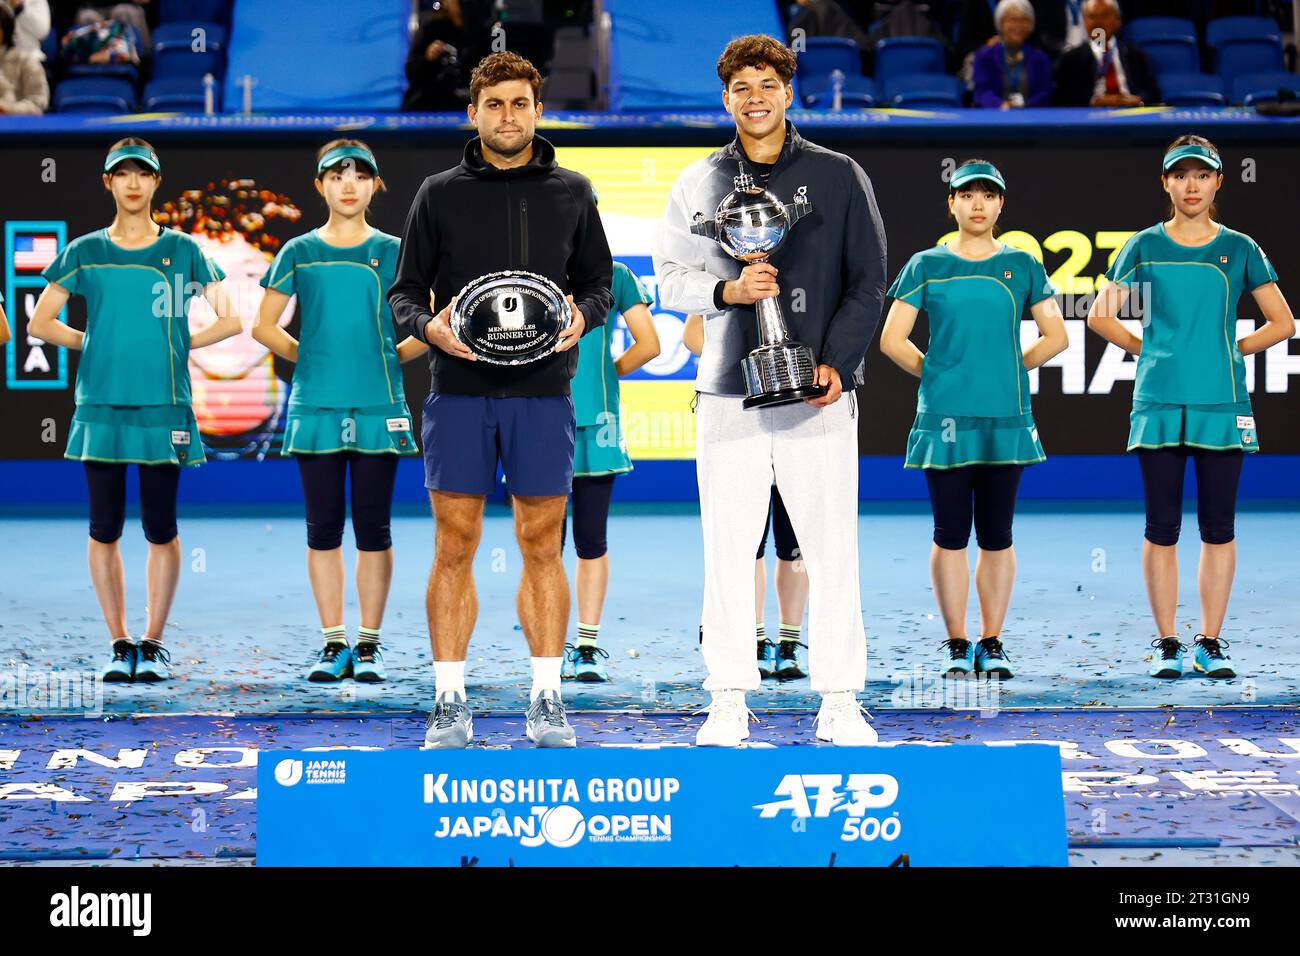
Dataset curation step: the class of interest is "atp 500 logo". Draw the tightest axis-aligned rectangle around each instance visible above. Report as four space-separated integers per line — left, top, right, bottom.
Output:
754 773 902 843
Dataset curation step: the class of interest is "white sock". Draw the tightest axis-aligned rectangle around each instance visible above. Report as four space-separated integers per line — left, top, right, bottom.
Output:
434 660 466 701
531 657 563 701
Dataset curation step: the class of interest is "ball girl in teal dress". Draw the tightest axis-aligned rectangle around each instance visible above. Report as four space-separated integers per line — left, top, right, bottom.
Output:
1087 135 1295 681
254 139 425 684
559 256 660 682
28 138 241 683
880 159 1068 680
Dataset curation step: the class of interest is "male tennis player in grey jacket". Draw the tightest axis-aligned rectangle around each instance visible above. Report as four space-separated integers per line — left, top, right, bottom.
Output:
654 33 887 746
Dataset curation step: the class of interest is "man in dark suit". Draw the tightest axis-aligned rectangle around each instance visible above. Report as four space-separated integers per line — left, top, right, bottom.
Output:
1052 0 1159 106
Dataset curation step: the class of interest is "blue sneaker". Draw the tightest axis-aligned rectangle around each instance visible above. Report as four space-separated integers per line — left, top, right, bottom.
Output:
307 641 352 682
571 643 610 682
975 637 1014 679
352 640 386 682
1192 635 1235 679
134 640 172 682
757 639 778 679
101 640 137 682
561 643 578 681
940 638 975 677
1149 637 1185 678
775 639 808 681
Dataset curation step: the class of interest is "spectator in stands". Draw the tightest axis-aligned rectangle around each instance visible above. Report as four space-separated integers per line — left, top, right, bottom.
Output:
403 0 465 111
0 2 49 113
10 0 50 57
959 1 1088 62
1052 0 1157 107
789 0 872 70
65 0 153 49
972 0 1052 109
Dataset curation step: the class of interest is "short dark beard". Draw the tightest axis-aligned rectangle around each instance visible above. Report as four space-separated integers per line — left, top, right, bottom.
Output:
484 131 533 160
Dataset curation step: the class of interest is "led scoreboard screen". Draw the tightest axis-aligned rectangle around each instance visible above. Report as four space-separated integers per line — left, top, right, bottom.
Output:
1 141 1296 459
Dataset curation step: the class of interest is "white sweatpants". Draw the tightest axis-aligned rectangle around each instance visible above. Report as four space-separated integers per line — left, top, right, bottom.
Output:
695 392 867 693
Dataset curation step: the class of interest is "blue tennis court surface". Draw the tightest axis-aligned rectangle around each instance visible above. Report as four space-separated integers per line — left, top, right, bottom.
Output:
1 707 1296 863
2 508 1296 865
1 510 1296 713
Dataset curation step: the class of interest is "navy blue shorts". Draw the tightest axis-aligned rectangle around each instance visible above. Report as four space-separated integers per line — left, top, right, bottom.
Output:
421 392 575 497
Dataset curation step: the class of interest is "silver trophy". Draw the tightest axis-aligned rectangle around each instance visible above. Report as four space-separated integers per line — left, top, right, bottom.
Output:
691 170 825 409
450 270 570 364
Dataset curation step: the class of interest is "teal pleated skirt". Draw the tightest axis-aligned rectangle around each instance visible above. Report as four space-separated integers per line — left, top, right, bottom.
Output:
1128 400 1259 453
905 411 1046 470
574 420 632 477
65 404 206 467
283 402 419 456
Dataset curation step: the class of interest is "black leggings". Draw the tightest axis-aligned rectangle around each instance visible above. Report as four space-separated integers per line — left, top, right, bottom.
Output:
84 462 181 545
756 486 800 561
924 464 1024 551
295 452 399 552
1136 447 1244 546
562 474 617 559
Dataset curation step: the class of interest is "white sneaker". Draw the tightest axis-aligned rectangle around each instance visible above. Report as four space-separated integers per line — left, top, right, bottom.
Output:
815 691 877 746
695 690 752 747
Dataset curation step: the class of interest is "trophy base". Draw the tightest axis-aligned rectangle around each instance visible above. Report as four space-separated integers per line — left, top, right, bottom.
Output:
742 383 827 410
741 341 824 410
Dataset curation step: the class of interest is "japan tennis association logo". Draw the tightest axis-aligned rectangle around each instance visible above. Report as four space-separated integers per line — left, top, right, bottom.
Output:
494 292 525 330
274 757 345 785
274 758 303 787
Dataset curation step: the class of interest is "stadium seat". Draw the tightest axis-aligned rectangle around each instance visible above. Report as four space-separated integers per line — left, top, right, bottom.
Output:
873 37 945 83
1207 16 1284 84
1232 71 1300 106
65 61 139 82
800 73 878 108
54 77 136 114
796 37 861 81
159 0 230 24
1137 38 1200 74
1205 15 1282 49
153 23 225 78
884 73 962 108
1125 17 1198 47
40 22 57 63
1213 38 1285 84
1157 72 1226 106
143 75 218 112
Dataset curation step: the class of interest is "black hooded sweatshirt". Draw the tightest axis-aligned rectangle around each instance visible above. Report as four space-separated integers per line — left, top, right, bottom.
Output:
388 134 614 397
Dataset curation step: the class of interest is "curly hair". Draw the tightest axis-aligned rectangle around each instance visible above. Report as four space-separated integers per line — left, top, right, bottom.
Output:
469 51 543 106
716 34 796 88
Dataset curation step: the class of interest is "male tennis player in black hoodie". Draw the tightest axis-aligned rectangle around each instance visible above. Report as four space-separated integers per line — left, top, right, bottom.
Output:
388 51 613 750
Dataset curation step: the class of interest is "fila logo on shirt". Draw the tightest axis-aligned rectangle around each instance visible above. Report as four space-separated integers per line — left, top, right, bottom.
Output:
161 257 170 266
1003 270 1012 279
1220 256 1229 264
370 258 379 267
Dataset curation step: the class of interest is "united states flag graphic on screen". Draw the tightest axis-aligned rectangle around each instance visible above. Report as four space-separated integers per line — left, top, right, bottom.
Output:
14 234 58 271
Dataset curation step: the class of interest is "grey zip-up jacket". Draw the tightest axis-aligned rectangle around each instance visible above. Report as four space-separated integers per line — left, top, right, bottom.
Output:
653 121 887 396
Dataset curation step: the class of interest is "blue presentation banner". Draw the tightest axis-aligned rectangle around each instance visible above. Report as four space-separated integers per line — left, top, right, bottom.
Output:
258 745 1067 867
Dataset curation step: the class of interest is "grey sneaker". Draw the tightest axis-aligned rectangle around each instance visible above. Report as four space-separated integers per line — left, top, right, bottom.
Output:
423 691 473 749
525 689 577 748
